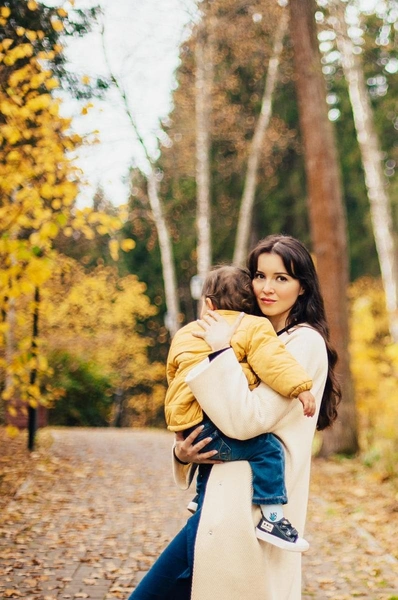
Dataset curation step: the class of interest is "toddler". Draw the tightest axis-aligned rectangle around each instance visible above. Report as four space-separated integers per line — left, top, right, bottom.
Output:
166 266 315 552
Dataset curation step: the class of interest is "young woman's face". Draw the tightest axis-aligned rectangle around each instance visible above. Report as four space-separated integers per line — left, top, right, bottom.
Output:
252 252 303 332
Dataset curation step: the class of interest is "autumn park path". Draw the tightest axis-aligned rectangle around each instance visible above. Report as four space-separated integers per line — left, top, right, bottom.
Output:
1 428 398 600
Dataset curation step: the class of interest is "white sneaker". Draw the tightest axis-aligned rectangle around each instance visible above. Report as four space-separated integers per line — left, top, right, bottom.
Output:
256 516 309 552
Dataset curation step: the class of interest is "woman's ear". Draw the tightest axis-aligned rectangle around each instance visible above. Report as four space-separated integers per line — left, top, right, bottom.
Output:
299 287 305 296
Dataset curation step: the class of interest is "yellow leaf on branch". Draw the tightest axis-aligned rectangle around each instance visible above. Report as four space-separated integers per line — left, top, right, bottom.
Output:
45 78 59 91
108 239 119 261
96 225 109 236
51 18 64 32
27 384 41 400
1 38 14 50
121 238 136 252
25 30 37 42
39 221 59 240
25 258 52 286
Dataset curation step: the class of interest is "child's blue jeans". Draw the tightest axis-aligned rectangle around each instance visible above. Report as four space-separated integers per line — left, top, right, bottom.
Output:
184 417 287 505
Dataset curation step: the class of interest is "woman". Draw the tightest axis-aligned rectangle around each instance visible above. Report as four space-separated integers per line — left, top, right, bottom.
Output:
129 234 340 600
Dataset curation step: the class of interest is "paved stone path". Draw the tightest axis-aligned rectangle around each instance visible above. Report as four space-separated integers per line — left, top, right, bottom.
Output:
0 429 192 600
1 428 398 600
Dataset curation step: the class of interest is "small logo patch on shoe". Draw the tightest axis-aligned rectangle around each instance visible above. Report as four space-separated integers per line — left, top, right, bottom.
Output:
269 512 278 522
260 520 274 532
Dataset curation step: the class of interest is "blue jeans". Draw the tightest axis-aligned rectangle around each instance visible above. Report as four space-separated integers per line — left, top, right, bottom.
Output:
185 418 287 504
127 496 203 599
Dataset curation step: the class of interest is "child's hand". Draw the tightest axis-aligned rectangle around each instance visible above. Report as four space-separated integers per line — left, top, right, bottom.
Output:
298 390 316 417
192 310 244 352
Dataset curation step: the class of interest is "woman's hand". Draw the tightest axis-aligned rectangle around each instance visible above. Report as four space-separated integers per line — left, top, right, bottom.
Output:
192 310 245 351
174 426 223 465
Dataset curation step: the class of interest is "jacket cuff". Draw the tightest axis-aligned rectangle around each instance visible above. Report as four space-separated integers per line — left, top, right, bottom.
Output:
290 380 313 398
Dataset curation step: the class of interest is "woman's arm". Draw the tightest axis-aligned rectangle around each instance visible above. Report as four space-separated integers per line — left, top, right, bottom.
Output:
186 327 328 440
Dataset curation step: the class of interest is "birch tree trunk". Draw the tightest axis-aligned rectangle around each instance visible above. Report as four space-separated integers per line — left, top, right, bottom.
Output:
101 27 181 337
289 0 359 456
233 9 289 267
331 0 398 342
195 13 213 283
147 171 180 336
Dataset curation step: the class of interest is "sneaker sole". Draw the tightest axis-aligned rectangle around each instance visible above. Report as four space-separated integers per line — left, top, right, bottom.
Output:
255 528 309 552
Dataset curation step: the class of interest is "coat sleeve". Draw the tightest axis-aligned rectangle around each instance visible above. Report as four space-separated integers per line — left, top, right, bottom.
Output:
185 327 327 440
171 446 198 490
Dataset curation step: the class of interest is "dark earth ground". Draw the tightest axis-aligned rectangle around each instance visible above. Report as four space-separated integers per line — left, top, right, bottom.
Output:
0 427 397 600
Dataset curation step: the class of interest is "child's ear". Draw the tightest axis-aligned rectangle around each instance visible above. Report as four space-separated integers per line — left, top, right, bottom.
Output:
205 297 216 310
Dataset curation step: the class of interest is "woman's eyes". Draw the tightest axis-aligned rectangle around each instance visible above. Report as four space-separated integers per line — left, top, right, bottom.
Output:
253 273 288 282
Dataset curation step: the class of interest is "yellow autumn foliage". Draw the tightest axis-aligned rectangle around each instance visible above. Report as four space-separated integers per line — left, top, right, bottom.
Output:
121 238 136 251
349 277 398 469
0 31 133 424
40 256 165 399
50 17 64 33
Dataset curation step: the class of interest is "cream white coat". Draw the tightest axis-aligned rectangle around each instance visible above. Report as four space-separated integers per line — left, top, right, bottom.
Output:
173 325 328 600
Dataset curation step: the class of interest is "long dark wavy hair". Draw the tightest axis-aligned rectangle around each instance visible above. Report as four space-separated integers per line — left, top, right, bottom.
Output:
247 234 341 430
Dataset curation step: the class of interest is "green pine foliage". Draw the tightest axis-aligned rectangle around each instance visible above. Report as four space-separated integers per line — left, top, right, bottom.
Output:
47 351 113 427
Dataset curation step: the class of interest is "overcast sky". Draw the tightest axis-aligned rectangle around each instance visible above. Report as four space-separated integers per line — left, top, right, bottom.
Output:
59 0 195 207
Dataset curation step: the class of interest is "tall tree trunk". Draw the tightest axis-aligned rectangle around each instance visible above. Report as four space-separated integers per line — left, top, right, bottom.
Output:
195 12 213 283
101 27 181 337
4 296 16 410
331 0 398 342
28 286 39 451
147 170 180 336
289 0 358 455
233 9 289 267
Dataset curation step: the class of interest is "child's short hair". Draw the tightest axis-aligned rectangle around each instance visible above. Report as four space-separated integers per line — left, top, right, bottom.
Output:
202 265 256 313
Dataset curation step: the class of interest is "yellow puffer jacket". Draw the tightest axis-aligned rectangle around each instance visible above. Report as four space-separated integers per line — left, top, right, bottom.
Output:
165 310 312 432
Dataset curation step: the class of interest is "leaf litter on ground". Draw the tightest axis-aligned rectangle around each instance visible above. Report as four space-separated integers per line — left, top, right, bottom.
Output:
1 427 398 600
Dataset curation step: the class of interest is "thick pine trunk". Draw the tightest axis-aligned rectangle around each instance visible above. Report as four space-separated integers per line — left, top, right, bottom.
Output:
331 0 398 342
289 0 358 455
233 9 289 267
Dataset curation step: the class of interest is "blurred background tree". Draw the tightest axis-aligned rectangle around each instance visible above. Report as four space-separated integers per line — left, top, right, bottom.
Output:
1 0 397 468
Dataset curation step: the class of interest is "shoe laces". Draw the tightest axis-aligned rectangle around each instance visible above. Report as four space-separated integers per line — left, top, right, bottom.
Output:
279 518 298 539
